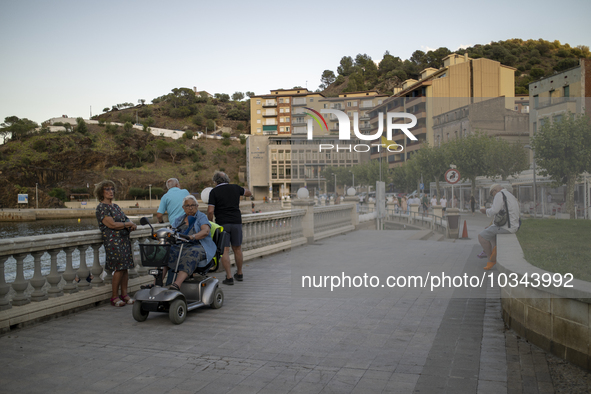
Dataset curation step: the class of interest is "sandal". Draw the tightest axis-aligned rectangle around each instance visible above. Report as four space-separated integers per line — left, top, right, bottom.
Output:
111 297 126 307
121 294 135 305
169 283 181 291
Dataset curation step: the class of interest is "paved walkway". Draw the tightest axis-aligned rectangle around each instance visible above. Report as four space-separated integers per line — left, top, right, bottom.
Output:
0 214 555 393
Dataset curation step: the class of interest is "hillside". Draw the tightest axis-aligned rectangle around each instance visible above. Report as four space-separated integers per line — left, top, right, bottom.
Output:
320 38 590 96
0 122 246 208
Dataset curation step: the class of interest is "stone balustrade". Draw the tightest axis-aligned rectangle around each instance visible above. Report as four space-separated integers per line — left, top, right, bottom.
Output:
0 204 355 315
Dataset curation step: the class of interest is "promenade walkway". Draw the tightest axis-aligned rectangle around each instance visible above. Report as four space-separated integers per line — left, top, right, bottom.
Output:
0 214 556 393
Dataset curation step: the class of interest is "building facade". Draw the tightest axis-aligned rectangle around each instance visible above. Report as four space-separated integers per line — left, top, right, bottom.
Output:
366 53 516 167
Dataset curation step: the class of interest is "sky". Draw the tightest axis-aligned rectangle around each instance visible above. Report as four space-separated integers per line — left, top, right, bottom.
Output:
1 0 590 124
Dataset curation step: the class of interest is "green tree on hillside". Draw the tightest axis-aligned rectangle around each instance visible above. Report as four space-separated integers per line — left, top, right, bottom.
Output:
320 70 336 89
232 92 244 101
1 116 38 142
531 113 591 219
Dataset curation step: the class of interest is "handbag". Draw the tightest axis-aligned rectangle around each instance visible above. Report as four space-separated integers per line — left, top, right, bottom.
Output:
493 192 511 228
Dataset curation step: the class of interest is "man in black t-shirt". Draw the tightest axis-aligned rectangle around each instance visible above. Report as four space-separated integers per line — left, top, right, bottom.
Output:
207 171 252 285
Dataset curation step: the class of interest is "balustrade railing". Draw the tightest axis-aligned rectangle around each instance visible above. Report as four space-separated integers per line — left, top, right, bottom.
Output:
313 205 355 235
0 209 320 310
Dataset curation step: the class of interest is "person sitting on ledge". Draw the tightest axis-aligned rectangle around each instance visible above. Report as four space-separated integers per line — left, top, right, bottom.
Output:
478 184 520 270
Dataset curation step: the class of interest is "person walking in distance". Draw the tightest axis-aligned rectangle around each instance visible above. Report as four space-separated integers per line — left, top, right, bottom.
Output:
207 171 252 285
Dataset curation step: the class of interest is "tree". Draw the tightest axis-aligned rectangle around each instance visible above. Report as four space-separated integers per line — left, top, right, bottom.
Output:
0 116 38 142
531 113 591 218
409 143 449 198
102 107 109 113
76 117 88 134
203 105 219 119
128 187 146 200
337 56 355 76
485 140 529 181
232 92 244 101
214 93 230 102
245 91 255 98
446 131 493 197
320 70 336 89
206 119 215 132
123 121 133 133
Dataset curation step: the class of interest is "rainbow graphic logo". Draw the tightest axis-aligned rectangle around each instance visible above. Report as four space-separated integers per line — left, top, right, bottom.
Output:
303 107 328 131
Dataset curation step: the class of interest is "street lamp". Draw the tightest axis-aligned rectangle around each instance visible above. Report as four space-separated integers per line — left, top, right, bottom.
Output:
149 184 152 208
333 174 337 194
524 145 537 218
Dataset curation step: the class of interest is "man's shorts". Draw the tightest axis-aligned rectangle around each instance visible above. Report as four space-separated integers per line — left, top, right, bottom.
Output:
221 223 243 248
479 225 511 241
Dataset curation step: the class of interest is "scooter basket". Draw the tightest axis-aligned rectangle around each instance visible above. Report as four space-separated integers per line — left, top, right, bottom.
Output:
139 244 171 267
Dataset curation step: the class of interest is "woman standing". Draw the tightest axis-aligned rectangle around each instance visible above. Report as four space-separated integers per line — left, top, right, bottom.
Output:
94 180 137 307
401 196 408 214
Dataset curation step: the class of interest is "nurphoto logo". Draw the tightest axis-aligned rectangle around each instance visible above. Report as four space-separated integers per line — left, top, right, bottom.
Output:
304 107 418 153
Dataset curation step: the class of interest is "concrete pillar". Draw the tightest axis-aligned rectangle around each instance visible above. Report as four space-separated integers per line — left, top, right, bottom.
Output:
291 198 315 244
90 244 105 286
62 247 78 294
0 256 12 310
30 251 48 301
343 196 359 227
76 245 91 290
11 253 30 306
446 208 461 239
46 249 63 297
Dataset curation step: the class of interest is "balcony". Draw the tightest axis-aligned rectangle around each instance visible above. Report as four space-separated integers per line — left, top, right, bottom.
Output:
404 95 426 108
535 96 578 110
263 101 277 107
262 111 277 117
263 130 278 135
292 118 306 125
292 99 307 106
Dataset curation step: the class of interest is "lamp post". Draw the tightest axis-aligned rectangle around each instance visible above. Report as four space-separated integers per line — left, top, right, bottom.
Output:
333 174 337 194
35 183 38 209
149 184 152 208
525 145 537 218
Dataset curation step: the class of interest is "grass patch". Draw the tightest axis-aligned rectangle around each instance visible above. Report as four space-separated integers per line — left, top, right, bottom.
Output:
516 219 591 281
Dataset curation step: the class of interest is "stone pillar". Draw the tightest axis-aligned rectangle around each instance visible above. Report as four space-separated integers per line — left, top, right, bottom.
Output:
291 199 316 244
409 203 420 222
75 245 91 290
432 205 443 219
90 244 104 287
30 251 48 302
343 196 359 227
12 253 30 306
62 246 78 294
46 249 63 297
446 208 461 239
0 256 12 310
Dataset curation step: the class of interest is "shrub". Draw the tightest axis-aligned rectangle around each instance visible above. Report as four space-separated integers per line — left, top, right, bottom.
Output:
222 139 231 146
49 188 67 201
124 121 133 133
227 146 241 155
183 131 194 139
239 135 246 145
151 187 164 198
222 132 230 139
206 119 215 131
70 187 88 194
128 187 146 199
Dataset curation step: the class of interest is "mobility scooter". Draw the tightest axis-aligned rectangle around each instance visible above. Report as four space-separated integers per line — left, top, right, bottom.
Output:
132 217 227 324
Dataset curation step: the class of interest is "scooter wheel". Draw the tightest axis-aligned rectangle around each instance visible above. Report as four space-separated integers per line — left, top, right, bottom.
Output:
169 299 187 324
210 287 223 309
132 301 149 322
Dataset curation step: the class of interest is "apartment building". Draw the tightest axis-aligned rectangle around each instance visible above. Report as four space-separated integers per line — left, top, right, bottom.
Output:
247 90 385 198
366 53 516 167
529 58 589 131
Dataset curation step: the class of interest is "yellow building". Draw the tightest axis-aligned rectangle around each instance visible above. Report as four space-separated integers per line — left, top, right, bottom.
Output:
367 53 516 167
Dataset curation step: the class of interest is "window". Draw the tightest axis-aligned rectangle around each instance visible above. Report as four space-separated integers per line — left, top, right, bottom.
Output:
256 100 261 105
257 119 261 124
564 85 570 98
280 127 285 132
534 95 539 109
285 98 290 103
347 102 352 107
257 128 261 133
554 114 563 124
257 109 261 114
279 98 284 103
285 126 290 132
310 98 314 102
324 104 328 108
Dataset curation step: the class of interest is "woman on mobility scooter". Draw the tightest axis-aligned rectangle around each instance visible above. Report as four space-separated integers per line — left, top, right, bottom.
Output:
163 195 217 290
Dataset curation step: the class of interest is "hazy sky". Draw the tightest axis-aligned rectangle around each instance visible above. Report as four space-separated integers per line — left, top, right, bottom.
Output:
1 0 590 124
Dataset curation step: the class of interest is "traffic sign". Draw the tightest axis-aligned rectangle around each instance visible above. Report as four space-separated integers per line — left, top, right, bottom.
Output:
445 169 460 184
